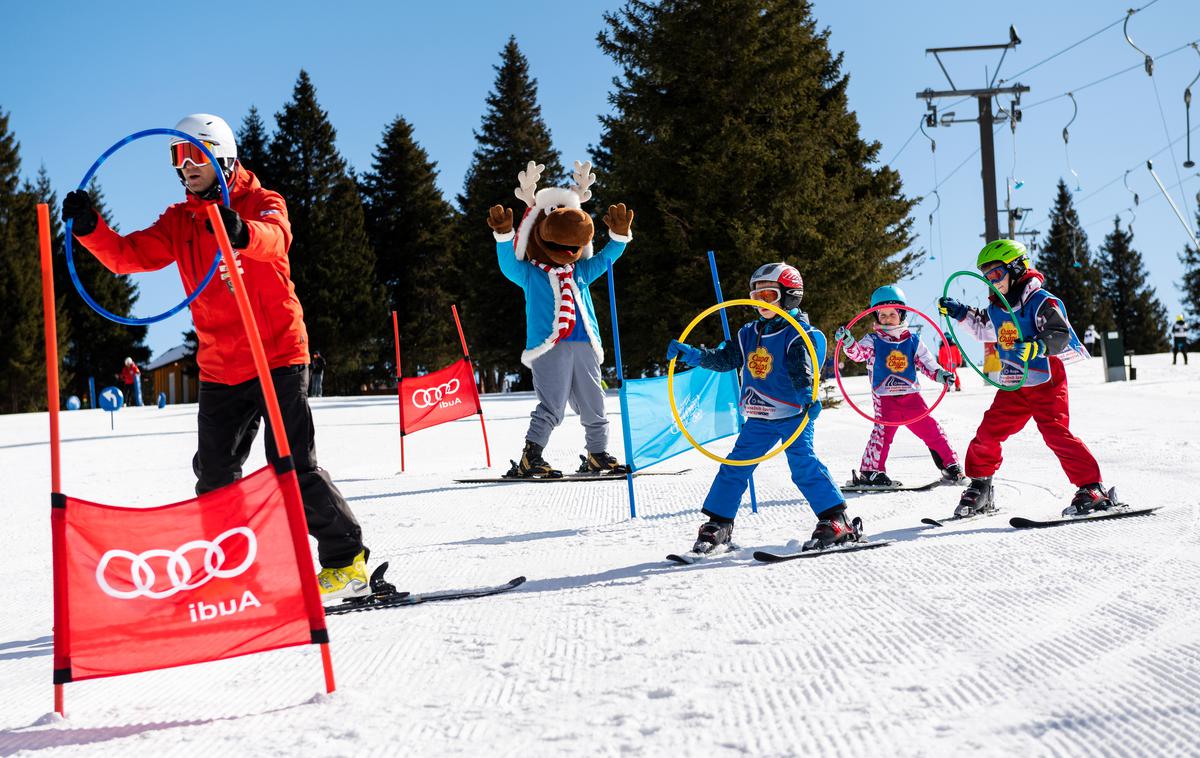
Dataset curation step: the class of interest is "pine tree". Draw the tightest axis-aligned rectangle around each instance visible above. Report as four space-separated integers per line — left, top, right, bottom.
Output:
0 109 44 412
456 37 566 392
269 71 383 394
1097 218 1169 353
236 105 274 186
54 178 150 402
1037 180 1110 331
592 0 916 373
360 116 460 377
1178 192 1200 329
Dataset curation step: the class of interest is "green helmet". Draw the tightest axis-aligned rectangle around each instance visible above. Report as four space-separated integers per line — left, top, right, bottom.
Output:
976 239 1030 279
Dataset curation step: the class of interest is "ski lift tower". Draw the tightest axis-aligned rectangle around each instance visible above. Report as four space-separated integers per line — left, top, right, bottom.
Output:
916 27 1030 243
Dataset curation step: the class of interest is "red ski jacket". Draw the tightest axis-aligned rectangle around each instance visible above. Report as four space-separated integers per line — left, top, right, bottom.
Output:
79 166 309 385
938 342 962 369
120 364 140 384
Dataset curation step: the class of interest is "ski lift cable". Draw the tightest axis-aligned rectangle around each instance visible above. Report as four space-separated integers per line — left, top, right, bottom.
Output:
1079 171 1200 230
1147 160 1200 246
1024 36 1200 112
998 0 1161 85
1062 92 1082 190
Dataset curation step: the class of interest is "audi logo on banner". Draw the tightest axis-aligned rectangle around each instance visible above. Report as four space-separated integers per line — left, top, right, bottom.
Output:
95 526 258 600
411 378 461 409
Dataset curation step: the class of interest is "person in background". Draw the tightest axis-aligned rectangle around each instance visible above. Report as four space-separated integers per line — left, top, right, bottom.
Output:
1083 324 1099 358
937 337 963 392
1172 315 1189 365
120 357 142 406
310 351 326 397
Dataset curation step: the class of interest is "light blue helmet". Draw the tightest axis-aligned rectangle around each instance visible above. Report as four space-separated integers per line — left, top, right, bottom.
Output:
870 285 907 323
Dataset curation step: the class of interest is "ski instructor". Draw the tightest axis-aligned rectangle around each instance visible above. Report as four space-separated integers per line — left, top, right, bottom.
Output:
61 114 370 601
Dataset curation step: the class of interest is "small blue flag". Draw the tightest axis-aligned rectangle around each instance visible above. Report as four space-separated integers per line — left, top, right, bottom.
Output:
623 367 740 470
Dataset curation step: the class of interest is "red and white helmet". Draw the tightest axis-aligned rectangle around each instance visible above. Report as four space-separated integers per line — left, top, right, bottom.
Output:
749 262 804 309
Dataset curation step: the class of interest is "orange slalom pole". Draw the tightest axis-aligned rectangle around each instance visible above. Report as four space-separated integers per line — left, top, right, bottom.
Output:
392 311 405 473
39 204 67 716
452 305 490 467
205 205 334 694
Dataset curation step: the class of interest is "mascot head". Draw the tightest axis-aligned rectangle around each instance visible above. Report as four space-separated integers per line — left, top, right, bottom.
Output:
513 160 596 267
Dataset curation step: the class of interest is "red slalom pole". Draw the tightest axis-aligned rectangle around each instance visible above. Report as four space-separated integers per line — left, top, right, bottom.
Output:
39 204 68 716
205 205 334 694
452 305 490 467
392 311 406 473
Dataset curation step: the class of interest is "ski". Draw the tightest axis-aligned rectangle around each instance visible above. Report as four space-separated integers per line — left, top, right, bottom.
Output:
753 540 892 563
455 468 690 484
921 509 1001 528
666 543 740 565
842 480 943 494
1008 507 1160 530
324 562 525 616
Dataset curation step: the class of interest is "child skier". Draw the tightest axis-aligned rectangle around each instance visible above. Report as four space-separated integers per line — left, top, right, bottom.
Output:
836 285 961 488
667 262 856 554
938 240 1112 518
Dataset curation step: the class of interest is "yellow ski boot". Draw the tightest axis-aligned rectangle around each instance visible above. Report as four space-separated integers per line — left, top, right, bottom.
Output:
317 550 370 602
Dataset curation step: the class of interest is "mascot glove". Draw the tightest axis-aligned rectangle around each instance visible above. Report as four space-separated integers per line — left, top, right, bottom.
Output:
1016 337 1047 363
666 339 703 367
603 203 634 241
487 205 514 239
937 296 968 321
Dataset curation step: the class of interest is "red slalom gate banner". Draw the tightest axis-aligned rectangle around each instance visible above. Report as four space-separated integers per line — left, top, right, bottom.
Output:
393 306 491 471
55 466 314 681
400 359 479 434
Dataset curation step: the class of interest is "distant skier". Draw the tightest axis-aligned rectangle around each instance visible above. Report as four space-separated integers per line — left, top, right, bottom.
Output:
1083 323 1099 357
310 351 326 397
937 337 963 391
120 357 142 406
835 285 961 489
667 262 857 554
62 113 369 601
1172 315 1189 365
938 240 1116 518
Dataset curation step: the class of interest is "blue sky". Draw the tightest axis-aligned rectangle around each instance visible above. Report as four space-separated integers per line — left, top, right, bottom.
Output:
4 0 1198 360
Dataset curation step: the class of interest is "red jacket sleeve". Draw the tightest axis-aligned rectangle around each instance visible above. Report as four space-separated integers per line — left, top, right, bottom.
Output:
79 213 176 274
237 189 292 263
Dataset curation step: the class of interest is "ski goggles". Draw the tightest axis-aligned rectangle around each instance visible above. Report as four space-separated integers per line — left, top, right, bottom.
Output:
169 141 218 169
981 263 1008 284
749 287 782 304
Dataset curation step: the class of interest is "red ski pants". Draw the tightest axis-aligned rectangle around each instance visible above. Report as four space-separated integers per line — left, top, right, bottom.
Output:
964 357 1102 485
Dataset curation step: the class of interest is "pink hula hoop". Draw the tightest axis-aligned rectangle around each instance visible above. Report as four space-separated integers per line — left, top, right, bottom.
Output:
833 304 950 428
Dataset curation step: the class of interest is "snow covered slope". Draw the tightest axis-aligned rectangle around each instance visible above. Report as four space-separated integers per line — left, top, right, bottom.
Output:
2 353 1197 756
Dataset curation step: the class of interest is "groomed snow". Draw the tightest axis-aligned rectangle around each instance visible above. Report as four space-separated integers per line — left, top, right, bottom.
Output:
2 353 1198 756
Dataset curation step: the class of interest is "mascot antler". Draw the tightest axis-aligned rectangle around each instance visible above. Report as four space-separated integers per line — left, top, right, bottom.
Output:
514 161 545 208
571 160 596 203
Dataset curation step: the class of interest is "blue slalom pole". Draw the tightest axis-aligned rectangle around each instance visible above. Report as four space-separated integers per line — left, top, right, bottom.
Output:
707 251 757 514
606 261 637 519
88 376 96 410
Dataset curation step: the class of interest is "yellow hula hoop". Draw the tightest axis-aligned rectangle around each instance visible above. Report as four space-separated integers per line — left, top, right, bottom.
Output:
667 298 820 467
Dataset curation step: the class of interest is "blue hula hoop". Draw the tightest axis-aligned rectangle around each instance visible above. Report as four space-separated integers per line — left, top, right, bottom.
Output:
65 128 230 325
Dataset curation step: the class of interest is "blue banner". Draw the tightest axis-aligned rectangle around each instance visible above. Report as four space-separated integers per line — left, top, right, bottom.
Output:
624 367 740 470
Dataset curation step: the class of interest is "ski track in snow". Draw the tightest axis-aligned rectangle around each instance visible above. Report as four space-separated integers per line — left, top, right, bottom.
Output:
1 354 1198 756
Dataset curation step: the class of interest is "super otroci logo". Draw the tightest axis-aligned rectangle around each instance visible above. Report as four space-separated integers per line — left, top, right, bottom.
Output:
747 347 773 379
94 526 262 623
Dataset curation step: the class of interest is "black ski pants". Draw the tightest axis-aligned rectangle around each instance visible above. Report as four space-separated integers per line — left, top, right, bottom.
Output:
193 364 364 568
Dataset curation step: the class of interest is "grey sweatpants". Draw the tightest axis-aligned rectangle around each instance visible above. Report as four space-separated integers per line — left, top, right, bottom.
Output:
526 341 609 453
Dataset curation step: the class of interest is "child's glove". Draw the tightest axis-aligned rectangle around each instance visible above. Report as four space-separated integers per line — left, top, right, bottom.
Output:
833 325 852 344
934 369 955 386
1016 337 1047 362
805 399 823 420
666 339 702 366
937 297 968 321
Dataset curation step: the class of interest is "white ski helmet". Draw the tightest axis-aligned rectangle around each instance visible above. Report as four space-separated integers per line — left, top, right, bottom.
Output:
170 114 237 191
749 262 804 310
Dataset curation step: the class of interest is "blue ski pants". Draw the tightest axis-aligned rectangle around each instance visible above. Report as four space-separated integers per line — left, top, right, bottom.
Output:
701 414 844 521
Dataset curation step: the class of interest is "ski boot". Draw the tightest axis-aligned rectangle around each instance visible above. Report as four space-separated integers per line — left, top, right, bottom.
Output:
692 519 735 556
318 549 371 602
850 470 901 488
940 463 966 484
953 477 996 518
503 440 562 479
1061 483 1118 517
802 506 862 551
578 451 630 475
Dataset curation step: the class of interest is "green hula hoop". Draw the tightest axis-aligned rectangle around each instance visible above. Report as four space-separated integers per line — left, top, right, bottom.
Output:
941 270 1030 392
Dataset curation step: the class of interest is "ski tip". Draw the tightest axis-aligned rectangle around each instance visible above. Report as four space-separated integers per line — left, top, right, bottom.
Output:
508 576 527 588
920 518 944 528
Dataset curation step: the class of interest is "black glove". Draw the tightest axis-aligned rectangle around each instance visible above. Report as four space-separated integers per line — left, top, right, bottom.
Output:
204 205 250 249
62 190 99 236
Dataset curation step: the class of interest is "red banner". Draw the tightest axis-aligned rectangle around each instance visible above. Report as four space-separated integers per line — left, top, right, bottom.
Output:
400 358 480 435
57 465 313 682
